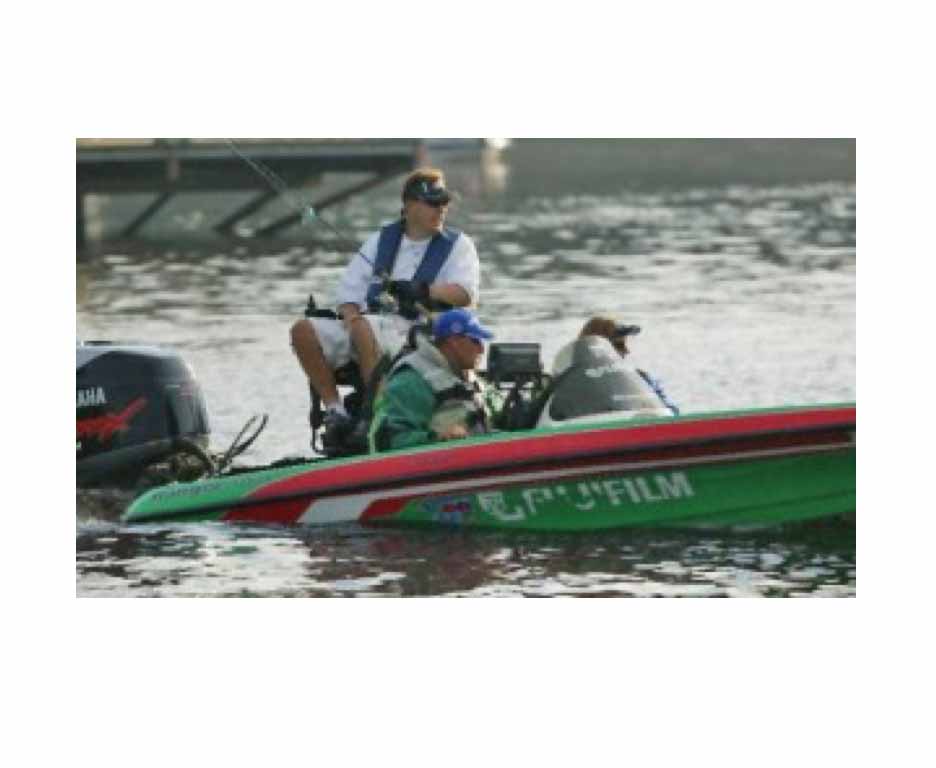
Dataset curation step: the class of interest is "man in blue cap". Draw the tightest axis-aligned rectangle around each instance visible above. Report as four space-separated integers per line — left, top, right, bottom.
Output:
368 308 497 452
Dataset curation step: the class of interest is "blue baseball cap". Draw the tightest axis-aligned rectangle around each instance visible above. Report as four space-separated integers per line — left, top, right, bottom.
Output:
433 309 494 343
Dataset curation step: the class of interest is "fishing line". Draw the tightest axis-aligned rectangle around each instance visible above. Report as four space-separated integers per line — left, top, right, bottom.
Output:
224 139 367 257
223 140 449 317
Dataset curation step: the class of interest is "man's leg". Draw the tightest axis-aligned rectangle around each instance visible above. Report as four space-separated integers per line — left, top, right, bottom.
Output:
291 318 355 451
348 315 383 384
289 318 340 406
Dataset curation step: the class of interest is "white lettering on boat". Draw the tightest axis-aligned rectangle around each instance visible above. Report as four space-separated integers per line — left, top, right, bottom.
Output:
600 478 629 505
522 487 554 514
477 491 515 521
477 471 695 522
635 477 662 502
76 387 107 407
654 472 694 499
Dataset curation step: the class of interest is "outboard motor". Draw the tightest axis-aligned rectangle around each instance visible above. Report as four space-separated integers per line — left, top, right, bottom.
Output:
76 341 211 487
536 336 673 428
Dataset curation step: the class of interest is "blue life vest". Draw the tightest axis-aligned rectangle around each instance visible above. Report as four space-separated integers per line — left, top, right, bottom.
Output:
365 220 461 314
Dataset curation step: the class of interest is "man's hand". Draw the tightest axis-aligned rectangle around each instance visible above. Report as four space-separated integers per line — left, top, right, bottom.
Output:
388 280 430 306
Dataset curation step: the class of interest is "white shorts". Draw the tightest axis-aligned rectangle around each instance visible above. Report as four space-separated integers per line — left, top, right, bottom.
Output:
306 314 416 370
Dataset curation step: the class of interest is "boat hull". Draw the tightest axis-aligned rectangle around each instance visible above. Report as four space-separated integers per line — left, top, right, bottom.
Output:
123 404 856 531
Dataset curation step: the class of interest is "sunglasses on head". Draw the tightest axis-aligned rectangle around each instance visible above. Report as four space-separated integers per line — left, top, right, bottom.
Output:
405 180 451 207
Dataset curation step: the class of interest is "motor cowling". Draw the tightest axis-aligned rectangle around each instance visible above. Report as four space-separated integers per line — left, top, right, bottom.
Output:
76 342 210 487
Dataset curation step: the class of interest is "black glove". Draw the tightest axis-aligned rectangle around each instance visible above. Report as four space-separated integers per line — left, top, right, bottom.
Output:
388 280 430 305
388 280 431 318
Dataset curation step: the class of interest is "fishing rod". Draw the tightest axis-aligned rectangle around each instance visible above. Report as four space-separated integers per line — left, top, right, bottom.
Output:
225 140 441 318
225 140 415 317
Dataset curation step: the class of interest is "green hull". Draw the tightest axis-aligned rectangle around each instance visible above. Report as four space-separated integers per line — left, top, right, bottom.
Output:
389 450 855 531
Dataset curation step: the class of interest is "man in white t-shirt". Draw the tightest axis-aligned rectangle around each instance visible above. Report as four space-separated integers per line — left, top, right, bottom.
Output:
289 167 480 448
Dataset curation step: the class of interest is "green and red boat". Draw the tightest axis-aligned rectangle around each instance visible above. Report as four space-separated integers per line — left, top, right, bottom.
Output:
123 402 855 531
106 335 855 531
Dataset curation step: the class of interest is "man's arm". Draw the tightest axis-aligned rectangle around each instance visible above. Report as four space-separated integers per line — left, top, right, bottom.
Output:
434 234 480 307
427 283 471 307
334 233 381 313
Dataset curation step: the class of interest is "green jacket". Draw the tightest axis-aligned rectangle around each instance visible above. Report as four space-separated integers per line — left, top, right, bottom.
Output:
369 337 498 452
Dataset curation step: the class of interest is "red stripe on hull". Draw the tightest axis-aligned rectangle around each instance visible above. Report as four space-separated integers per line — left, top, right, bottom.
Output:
249 406 855 506
224 497 310 525
472 427 852 484
360 496 414 522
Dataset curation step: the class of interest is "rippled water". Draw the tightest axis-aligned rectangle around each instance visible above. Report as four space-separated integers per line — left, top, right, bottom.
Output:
76 521 854 597
76 139 856 597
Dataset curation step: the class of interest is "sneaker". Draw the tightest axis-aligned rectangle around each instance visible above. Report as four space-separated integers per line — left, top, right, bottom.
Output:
321 410 353 454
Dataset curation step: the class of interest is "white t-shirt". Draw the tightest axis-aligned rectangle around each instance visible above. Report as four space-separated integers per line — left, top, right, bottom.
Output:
334 226 480 309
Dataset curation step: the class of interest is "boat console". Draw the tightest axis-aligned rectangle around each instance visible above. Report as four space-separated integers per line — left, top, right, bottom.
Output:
485 337 673 430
